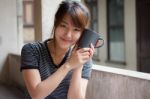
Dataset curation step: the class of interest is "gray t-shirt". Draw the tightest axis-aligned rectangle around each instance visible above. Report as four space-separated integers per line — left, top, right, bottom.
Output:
21 39 92 99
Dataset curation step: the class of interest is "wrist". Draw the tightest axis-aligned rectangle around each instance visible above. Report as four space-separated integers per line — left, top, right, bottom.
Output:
63 62 72 71
72 66 83 75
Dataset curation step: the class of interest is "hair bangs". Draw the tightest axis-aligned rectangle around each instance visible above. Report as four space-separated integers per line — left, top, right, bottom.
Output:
68 6 89 29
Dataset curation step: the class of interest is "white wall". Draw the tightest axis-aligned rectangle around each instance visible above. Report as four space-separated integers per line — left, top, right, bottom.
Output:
0 0 18 82
124 0 137 70
34 0 64 41
42 0 64 40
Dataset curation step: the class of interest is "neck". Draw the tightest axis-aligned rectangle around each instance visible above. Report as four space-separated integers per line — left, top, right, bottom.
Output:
48 39 68 57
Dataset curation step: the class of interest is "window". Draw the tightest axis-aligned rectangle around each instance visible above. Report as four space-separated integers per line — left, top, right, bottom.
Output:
85 0 100 60
23 0 35 43
23 0 34 27
107 0 125 63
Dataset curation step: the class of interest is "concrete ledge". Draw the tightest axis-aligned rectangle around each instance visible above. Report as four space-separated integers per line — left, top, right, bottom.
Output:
4 53 25 98
0 83 24 99
8 53 25 88
86 65 150 99
92 64 150 80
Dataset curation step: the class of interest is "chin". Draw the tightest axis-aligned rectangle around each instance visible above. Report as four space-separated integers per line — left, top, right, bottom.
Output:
59 44 71 50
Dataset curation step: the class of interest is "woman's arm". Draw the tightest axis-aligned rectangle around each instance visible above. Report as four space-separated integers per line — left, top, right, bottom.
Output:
67 67 88 99
22 45 94 99
22 63 71 99
67 44 94 99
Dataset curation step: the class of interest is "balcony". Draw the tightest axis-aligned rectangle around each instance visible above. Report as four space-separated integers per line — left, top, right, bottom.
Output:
86 65 150 99
1 54 150 99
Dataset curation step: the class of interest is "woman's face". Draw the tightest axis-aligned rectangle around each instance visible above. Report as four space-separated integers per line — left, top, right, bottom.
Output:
54 14 83 50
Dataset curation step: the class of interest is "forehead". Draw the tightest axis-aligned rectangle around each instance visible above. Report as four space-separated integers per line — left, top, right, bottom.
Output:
61 14 74 26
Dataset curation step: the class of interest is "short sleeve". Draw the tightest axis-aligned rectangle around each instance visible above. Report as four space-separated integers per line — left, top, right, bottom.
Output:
82 59 93 80
20 43 39 71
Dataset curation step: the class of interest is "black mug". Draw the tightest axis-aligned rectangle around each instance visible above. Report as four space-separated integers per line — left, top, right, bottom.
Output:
77 29 104 48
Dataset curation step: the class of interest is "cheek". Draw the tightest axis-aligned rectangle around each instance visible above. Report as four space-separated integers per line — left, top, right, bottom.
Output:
73 33 82 41
55 27 64 37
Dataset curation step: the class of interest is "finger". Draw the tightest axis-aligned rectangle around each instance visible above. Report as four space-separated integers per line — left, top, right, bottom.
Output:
90 43 95 51
81 51 90 56
89 49 94 58
78 48 90 53
90 44 95 55
82 55 90 61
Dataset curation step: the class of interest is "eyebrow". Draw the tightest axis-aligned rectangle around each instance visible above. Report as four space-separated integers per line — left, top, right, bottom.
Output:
61 20 81 29
61 20 68 25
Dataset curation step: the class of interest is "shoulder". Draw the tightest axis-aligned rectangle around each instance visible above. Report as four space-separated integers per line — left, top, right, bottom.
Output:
22 42 45 52
21 42 47 60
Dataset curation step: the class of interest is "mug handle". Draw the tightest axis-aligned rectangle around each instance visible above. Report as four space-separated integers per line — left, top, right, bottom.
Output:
94 38 104 48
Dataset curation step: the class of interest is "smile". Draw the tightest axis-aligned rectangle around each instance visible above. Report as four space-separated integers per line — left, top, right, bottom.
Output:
61 38 72 43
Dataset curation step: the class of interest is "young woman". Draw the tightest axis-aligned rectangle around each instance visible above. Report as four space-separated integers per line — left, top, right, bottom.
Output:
21 1 94 99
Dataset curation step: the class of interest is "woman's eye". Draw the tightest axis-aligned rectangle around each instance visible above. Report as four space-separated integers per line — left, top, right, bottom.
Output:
60 24 67 28
74 28 81 32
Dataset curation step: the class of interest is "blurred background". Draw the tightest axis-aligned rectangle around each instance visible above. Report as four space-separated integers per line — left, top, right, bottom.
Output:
1 0 149 74
0 0 150 98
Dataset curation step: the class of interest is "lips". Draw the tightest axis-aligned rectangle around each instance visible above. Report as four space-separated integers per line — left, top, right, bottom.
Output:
61 37 72 43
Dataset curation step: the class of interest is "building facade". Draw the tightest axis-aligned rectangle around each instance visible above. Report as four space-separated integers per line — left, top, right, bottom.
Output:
0 0 150 84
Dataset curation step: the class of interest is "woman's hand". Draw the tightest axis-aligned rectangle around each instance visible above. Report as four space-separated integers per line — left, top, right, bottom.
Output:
66 44 95 70
89 43 95 59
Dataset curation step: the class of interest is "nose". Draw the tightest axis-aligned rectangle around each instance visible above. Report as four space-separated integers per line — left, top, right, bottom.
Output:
65 30 72 38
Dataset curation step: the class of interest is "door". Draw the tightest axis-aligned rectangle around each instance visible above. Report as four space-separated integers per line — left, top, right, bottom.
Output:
137 0 150 73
